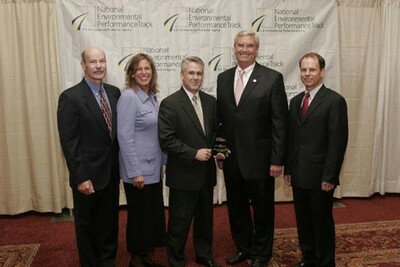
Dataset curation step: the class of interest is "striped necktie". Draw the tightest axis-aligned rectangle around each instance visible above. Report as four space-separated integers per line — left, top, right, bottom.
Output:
99 88 112 136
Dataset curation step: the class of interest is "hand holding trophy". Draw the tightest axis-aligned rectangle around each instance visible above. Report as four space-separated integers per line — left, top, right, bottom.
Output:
212 123 230 169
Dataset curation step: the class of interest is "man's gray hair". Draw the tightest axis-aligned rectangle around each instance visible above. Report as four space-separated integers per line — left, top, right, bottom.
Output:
234 30 259 47
181 56 205 72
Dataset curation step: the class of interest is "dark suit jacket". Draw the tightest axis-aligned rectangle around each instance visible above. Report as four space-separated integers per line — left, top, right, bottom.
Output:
217 62 288 180
57 78 121 190
158 88 218 191
285 85 348 189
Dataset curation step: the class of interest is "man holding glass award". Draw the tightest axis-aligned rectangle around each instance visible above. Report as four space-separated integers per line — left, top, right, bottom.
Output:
158 56 222 267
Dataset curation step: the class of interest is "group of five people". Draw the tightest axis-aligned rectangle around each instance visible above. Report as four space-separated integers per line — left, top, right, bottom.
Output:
57 30 348 267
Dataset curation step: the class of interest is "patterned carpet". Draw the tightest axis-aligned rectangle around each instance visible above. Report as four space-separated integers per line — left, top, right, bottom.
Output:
0 244 39 267
1 221 399 266
272 220 400 266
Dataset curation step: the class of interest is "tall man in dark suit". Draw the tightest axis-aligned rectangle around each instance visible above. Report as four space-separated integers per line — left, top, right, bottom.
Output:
57 47 121 267
284 52 348 267
158 56 220 267
216 31 288 267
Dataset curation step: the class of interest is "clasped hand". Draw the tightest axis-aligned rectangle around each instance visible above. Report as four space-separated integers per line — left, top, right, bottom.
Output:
77 180 95 195
195 148 212 161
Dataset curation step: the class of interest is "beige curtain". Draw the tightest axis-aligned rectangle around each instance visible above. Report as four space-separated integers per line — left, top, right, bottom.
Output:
0 0 399 214
0 0 70 214
372 0 400 193
337 0 400 196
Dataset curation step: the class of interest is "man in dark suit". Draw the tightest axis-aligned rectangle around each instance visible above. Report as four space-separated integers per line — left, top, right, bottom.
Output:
158 56 220 267
57 47 121 267
284 52 348 267
216 31 288 267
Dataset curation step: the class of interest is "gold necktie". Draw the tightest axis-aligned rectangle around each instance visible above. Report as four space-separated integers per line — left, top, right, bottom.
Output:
192 95 205 133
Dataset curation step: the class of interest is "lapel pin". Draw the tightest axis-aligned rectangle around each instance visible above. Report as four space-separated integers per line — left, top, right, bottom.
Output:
253 79 257 83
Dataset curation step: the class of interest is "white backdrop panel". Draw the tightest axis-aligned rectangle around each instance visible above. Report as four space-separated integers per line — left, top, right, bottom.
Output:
56 0 339 202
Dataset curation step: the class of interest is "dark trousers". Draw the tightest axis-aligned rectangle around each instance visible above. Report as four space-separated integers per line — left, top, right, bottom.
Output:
124 181 166 255
167 182 214 267
292 186 336 267
72 179 119 267
224 167 275 261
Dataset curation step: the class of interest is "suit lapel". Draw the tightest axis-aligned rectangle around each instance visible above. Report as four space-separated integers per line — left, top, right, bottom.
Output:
80 79 111 138
237 63 260 108
294 93 304 123
302 86 327 123
178 88 205 137
199 91 211 137
225 68 236 107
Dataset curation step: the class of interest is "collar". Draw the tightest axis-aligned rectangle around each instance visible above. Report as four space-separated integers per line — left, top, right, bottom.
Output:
136 86 152 103
85 77 103 92
305 83 323 100
236 62 256 75
182 86 200 101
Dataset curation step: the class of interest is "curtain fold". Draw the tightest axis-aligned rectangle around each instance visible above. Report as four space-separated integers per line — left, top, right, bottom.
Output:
0 0 68 214
0 0 399 214
337 0 381 196
337 0 400 196
372 0 400 193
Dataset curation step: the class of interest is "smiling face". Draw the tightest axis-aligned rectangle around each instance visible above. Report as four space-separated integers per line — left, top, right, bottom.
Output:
133 59 153 92
81 48 107 86
300 56 325 91
180 61 204 94
234 35 259 69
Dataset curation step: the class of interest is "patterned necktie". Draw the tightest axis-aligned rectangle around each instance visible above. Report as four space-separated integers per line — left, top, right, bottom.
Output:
234 69 245 105
301 92 310 118
99 88 112 136
192 95 205 133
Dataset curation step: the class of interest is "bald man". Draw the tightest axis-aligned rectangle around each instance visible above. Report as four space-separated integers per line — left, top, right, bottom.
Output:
57 47 121 267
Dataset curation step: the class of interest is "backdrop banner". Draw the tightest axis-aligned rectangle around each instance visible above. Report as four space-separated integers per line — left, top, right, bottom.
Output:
56 0 339 202
56 0 339 99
